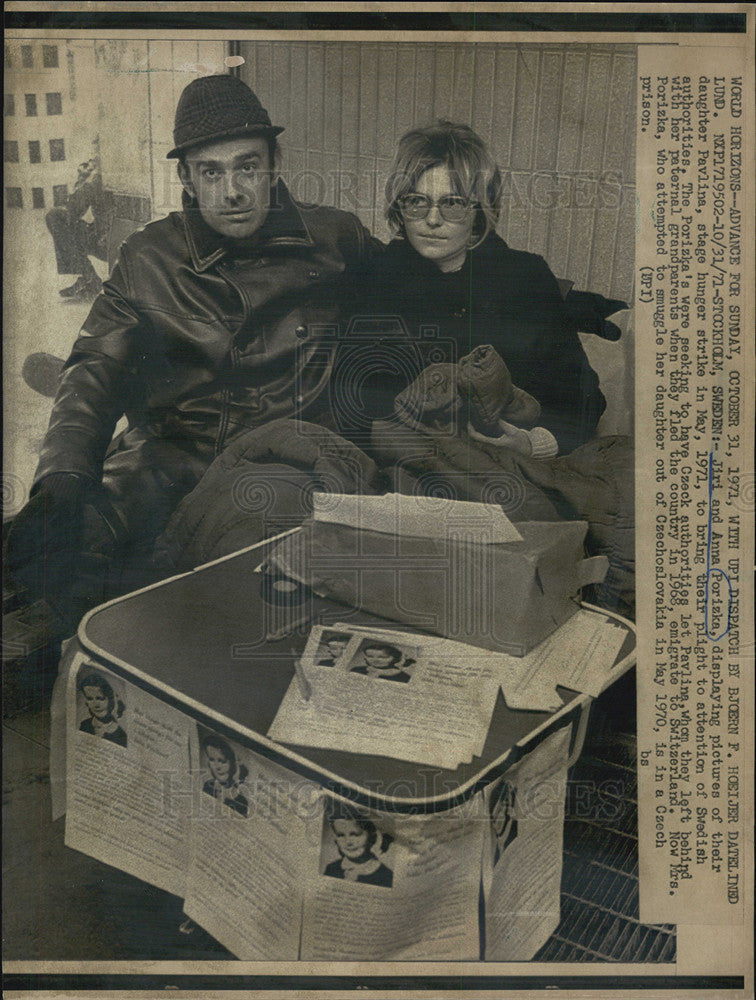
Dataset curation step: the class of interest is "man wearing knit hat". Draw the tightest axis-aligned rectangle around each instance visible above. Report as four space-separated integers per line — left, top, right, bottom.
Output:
6 75 380 629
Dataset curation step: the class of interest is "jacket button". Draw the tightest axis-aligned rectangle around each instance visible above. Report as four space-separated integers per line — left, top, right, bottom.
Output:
308 270 319 279
294 325 307 338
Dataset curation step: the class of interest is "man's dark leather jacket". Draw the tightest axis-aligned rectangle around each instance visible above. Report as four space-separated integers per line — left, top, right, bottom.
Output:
34 180 380 491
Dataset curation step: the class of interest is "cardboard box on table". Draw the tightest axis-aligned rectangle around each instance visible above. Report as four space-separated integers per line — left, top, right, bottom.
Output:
268 514 609 656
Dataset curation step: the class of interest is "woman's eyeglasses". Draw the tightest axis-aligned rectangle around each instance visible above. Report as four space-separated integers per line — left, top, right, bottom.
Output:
398 193 472 223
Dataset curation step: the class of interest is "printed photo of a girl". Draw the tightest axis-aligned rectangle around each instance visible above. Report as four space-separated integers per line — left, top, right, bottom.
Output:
321 805 394 888
77 669 127 747
201 733 249 818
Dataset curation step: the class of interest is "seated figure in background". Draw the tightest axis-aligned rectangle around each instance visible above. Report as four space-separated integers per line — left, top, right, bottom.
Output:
45 155 112 301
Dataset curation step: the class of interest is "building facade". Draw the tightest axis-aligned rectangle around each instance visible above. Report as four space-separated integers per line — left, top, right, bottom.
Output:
4 40 86 214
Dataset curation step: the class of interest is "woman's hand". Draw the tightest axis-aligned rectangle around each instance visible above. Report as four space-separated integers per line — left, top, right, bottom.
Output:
467 420 533 456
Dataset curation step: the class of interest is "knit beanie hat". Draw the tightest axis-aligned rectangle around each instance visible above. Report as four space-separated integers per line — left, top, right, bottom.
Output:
168 75 284 158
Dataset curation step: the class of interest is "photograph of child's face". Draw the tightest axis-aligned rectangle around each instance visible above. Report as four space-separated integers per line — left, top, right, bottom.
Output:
332 818 369 860
326 638 349 658
199 729 250 818
311 629 353 666
206 744 232 785
321 810 394 889
347 638 418 682
76 668 127 747
82 683 112 722
362 645 398 670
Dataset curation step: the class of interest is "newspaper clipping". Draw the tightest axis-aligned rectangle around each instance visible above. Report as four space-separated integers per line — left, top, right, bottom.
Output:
2 4 753 999
635 41 750 940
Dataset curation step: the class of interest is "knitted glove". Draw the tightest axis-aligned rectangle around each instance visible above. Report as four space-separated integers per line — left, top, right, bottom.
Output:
5 473 88 601
458 344 541 433
394 363 461 435
563 290 628 341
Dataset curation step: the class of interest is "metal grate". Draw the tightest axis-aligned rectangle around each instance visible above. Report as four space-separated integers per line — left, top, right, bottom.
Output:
535 726 676 963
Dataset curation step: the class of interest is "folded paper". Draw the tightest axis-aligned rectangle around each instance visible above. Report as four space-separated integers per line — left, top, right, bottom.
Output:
312 491 522 544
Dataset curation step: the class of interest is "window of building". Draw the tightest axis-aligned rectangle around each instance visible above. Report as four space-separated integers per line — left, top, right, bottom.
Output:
28 140 41 164
4 140 19 163
49 138 65 162
42 45 59 68
32 187 45 209
53 184 69 206
46 92 62 116
25 93 38 116
5 45 13 68
6 187 24 208
4 94 14 115
21 45 33 68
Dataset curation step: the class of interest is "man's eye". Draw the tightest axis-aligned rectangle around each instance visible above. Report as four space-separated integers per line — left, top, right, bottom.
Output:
241 162 260 173
201 169 220 179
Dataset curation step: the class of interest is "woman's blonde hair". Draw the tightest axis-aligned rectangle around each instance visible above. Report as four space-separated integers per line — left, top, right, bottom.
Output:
385 121 502 243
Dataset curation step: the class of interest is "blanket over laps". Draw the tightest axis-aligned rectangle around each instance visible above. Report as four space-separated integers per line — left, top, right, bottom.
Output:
151 418 382 574
371 420 634 618
154 418 634 618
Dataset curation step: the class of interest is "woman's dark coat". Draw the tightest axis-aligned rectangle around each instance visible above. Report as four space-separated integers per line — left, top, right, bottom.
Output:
342 234 606 453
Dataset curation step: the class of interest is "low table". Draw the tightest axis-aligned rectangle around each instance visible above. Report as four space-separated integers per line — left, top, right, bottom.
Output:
73 533 636 812
57 532 636 961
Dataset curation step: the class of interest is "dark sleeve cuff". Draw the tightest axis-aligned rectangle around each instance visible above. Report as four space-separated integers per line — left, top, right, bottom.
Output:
31 472 90 501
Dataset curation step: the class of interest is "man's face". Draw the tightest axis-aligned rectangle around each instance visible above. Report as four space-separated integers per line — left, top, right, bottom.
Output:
178 135 273 239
